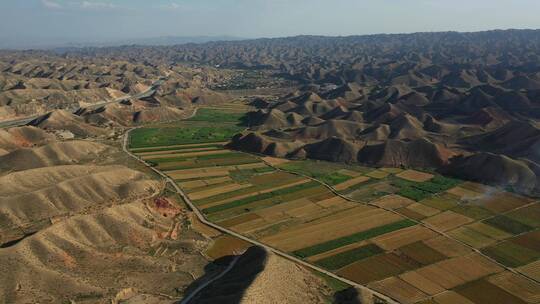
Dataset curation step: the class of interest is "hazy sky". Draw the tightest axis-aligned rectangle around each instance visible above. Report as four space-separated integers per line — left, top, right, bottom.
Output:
1 0 539 47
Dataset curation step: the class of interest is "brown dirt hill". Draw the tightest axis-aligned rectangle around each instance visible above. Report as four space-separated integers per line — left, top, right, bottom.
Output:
461 120 540 163
388 114 426 140
132 106 186 124
289 91 323 104
247 109 303 130
423 115 461 134
0 201 210 303
303 137 364 162
291 120 368 141
369 85 413 103
227 132 304 158
29 110 109 137
286 100 343 117
301 116 326 126
0 74 100 91
502 75 540 90
0 141 109 172
0 126 54 151
364 103 404 124
319 83 363 101
0 88 125 119
190 246 332 304
396 91 430 107
81 100 187 126
358 124 392 141
177 87 229 105
441 153 540 194
357 138 453 168
440 70 483 88
458 107 512 128
319 105 350 120
390 73 431 87
0 165 159 234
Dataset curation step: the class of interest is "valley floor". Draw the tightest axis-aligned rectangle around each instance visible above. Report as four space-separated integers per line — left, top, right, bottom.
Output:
127 106 540 304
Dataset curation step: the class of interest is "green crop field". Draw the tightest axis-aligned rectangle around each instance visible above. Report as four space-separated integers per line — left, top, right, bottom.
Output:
484 215 534 235
132 143 224 153
187 108 247 124
393 175 461 201
130 125 243 148
315 244 384 270
482 241 540 267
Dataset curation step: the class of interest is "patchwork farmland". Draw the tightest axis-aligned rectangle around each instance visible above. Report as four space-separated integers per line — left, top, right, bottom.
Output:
129 109 540 304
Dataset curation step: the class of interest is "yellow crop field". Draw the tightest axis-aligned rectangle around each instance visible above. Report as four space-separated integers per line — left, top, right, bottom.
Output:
396 169 434 182
422 211 474 232
414 253 503 289
488 271 540 304
423 236 473 258
168 169 229 180
314 196 355 209
446 186 483 199
188 183 253 200
261 208 402 252
372 194 415 210
198 179 311 209
447 226 496 249
466 222 513 240
285 202 324 218
366 170 390 179
261 156 290 166
399 271 446 296
337 169 363 177
432 291 476 304
179 176 232 190
518 260 540 281
371 226 438 251
368 277 428 304
406 203 441 217
381 167 404 174
333 176 370 191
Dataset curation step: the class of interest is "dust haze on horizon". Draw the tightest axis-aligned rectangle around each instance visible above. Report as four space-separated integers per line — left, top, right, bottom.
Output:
1 0 539 49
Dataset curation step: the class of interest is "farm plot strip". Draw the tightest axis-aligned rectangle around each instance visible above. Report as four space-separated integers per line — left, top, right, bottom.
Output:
202 181 320 214
156 155 261 171
179 176 232 190
188 183 253 201
165 162 268 180
314 243 385 270
334 176 371 191
197 178 311 208
293 219 416 258
134 146 221 156
130 141 228 152
142 149 232 160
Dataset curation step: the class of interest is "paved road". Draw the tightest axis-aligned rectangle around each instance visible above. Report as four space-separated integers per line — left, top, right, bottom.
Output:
178 255 241 304
0 78 165 129
122 127 400 304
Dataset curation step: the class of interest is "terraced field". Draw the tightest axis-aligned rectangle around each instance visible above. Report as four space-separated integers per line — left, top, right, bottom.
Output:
129 108 540 304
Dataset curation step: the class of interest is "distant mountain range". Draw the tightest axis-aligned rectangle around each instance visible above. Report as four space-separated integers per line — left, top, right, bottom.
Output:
0 35 245 50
